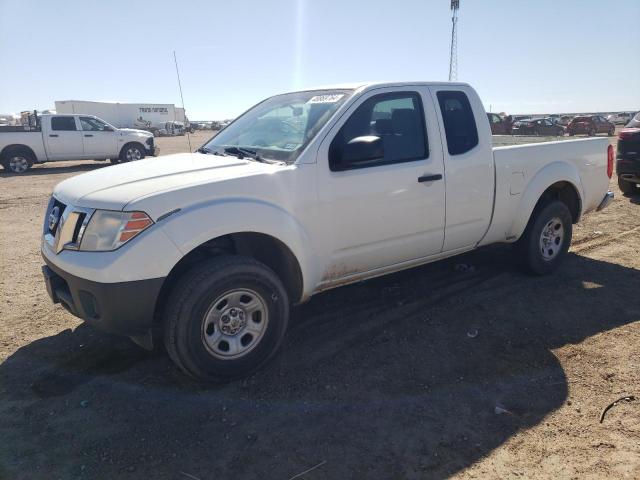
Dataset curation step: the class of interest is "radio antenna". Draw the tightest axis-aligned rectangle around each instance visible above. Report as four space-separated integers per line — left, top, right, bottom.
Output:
173 50 192 152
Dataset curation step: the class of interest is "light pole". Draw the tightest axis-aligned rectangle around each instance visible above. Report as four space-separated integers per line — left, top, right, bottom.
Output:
449 0 460 82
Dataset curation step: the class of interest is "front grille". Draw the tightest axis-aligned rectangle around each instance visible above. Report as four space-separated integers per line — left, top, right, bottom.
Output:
43 197 94 254
45 197 67 237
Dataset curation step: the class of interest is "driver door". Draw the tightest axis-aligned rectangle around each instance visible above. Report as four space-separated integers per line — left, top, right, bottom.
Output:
315 87 446 283
80 116 118 158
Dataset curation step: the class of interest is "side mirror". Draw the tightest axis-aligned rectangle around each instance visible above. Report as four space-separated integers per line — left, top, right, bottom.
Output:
104 126 114 132
340 135 384 165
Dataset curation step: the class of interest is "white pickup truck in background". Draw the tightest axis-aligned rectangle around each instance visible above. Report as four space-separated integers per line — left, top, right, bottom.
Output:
0 114 158 173
40 81 614 382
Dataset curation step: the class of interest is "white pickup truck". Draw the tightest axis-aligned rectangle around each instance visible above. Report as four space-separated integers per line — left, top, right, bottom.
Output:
41 82 614 382
0 114 158 173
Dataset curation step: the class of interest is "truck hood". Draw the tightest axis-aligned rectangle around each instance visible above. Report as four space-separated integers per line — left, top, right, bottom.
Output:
118 128 152 136
53 153 283 215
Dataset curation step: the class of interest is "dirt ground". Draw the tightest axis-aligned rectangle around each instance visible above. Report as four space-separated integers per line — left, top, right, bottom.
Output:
1 131 639 479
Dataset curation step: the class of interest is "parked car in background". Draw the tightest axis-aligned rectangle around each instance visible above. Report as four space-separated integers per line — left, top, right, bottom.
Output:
567 115 615 137
154 121 185 137
487 113 512 135
40 81 614 381
0 114 157 173
559 115 573 126
512 118 565 136
607 112 632 125
616 127 640 195
626 112 640 128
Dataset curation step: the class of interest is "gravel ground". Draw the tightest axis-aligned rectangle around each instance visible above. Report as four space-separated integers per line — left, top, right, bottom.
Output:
0 130 638 479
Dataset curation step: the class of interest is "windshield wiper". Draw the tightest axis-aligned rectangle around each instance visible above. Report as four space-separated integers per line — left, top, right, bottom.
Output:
223 146 282 164
197 146 230 156
224 146 259 159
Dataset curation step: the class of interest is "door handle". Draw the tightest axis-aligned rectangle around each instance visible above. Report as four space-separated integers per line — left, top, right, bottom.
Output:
84 134 93 137
49 134 59 137
418 174 443 183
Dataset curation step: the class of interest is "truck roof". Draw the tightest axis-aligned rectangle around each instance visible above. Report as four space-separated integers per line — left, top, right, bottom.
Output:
288 80 471 93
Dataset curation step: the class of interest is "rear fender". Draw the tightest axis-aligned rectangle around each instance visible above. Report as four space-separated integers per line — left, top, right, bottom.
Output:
508 161 583 239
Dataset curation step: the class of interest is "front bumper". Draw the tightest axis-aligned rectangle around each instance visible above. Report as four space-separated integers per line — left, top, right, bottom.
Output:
42 258 164 342
145 137 160 157
146 146 160 157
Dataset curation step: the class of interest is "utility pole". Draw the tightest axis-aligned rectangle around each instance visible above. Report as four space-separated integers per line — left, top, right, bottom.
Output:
449 0 460 82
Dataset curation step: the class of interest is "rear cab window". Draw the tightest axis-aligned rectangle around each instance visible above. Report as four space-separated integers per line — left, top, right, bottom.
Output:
436 91 478 155
51 117 77 131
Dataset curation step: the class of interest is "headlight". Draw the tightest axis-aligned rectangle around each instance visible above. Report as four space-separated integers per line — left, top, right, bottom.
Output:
80 210 153 251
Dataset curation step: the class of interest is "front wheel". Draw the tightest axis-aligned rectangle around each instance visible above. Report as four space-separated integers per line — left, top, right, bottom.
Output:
119 143 145 162
608 128 615 137
163 255 289 382
514 200 572 275
588 128 596 136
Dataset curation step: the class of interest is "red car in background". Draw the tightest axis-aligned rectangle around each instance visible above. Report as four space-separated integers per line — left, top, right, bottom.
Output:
567 115 615 136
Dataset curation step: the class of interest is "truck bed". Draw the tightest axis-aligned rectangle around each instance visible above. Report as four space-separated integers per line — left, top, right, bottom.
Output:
480 136 611 246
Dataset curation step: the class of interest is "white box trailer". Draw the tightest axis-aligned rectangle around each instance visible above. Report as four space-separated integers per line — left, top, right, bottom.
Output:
54 100 184 128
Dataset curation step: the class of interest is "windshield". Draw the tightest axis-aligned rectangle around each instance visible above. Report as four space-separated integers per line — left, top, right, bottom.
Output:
202 89 353 163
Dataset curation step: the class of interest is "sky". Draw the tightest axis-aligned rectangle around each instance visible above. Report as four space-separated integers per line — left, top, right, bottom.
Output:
1 0 638 119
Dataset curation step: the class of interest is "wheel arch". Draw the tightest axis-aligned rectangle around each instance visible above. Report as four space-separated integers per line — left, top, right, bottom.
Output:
154 231 305 325
509 162 583 240
0 144 37 162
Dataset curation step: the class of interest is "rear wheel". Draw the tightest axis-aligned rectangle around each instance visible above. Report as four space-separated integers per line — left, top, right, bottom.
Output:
163 255 289 382
514 200 572 275
618 176 640 195
588 128 596 136
1 150 34 174
608 127 615 137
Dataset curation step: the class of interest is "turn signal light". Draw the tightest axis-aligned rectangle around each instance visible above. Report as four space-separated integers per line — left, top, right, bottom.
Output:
119 212 153 242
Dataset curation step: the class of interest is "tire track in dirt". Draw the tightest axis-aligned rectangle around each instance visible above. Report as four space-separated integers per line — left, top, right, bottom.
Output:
571 225 640 255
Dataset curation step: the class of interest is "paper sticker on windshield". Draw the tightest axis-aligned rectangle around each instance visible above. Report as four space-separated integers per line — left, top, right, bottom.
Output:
307 94 344 104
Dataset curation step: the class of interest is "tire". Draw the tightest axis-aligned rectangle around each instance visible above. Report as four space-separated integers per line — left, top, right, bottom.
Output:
608 128 615 137
1 149 34 174
588 128 595 137
119 143 145 162
569 131 574 136
163 255 289 382
514 200 573 275
618 176 640 195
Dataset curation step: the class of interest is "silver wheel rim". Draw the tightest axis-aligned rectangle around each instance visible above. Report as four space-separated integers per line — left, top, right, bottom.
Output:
539 217 564 261
9 156 29 173
125 147 142 161
201 288 269 360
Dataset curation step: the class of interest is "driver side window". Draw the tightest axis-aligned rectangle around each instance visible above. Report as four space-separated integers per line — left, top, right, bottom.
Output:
329 92 428 171
80 116 108 131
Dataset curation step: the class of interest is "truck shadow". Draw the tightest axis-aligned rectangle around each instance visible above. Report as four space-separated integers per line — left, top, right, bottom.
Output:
1 246 638 478
0 162 109 177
